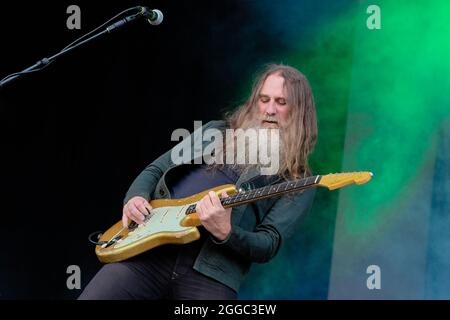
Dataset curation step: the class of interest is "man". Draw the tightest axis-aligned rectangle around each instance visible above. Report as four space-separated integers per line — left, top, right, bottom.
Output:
79 63 317 299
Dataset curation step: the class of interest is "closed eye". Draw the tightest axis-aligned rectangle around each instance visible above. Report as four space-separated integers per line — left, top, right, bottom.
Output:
276 98 286 105
259 95 270 103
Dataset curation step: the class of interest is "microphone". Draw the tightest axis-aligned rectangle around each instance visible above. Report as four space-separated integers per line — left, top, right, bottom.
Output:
139 7 164 25
0 6 164 88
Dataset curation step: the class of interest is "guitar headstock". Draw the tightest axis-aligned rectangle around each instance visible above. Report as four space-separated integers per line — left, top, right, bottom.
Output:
317 171 373 190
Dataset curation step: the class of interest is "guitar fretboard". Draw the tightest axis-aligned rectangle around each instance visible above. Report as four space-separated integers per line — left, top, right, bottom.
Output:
185 175 321 215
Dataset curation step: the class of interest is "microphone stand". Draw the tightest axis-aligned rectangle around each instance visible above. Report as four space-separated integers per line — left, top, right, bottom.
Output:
0 7 144 88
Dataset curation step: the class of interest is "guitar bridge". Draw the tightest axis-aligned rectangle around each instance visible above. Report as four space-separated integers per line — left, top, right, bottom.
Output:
101 235 123 248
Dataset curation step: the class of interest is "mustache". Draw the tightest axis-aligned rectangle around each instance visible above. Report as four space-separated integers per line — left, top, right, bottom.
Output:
261 115 278 123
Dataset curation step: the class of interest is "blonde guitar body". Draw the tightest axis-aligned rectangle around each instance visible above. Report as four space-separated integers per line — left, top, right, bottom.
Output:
95 172 373 263
95 184 238 263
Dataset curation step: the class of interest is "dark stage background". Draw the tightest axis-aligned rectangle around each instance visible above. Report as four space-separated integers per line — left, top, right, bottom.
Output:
0 0 355 299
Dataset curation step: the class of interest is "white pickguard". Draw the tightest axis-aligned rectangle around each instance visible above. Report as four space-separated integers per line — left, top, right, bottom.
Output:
113 204 194 248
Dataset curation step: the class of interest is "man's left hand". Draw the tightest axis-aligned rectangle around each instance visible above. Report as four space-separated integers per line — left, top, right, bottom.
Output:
196 191 232 241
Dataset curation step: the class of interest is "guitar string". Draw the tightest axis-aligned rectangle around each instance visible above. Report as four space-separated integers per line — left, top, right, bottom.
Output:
184 175 320 215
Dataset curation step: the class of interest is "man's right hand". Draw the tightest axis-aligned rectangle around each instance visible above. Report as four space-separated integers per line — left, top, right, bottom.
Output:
122 196 153 227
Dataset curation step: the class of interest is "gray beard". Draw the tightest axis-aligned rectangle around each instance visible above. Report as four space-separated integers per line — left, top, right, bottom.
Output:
220 126 285 176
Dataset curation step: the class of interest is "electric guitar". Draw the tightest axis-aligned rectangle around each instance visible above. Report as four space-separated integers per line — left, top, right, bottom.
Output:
95 171 373 263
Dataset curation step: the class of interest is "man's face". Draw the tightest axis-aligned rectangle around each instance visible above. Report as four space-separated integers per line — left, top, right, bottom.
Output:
257 73 290 128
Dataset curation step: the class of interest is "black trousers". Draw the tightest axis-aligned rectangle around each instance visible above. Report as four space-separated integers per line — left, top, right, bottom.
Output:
78 242 237 300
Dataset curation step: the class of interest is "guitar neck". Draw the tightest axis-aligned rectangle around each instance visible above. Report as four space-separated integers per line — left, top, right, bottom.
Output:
220 175 321 208
183 175 320 215
184 171 372 215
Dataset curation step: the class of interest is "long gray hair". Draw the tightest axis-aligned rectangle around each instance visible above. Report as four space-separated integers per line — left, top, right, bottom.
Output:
225 64 318 178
